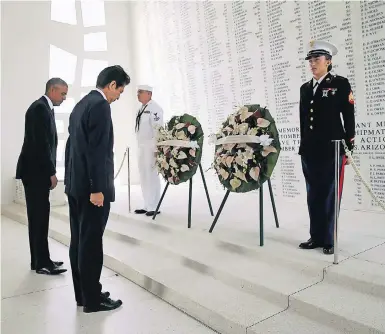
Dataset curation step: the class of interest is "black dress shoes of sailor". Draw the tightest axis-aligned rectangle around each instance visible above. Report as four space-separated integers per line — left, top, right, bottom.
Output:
299 239 322 249
134 209 147 214
83 297 123 313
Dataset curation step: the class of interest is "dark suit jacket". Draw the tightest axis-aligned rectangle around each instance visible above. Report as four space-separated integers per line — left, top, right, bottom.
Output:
64 90 115 202
299 73 355 159
16 96 57 183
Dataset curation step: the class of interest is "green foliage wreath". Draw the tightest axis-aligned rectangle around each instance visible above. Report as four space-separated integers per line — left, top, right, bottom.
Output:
155 114 204 185
212 105 281 193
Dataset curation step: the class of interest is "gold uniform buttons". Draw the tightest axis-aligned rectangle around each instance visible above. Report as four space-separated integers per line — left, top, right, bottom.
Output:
310 117 313 121
310 125 313 129
310 109 314 113
310 100 313 104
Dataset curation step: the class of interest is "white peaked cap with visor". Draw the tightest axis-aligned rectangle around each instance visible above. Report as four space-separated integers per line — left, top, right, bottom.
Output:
137 85 153 92
305 40 338 60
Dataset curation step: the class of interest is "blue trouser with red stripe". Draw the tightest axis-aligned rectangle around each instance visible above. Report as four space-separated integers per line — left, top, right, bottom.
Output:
301 154 347 247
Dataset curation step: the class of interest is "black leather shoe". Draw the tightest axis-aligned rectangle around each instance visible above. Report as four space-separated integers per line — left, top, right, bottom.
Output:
134 209 147 214
145 211 160 216
31 261 64 270
323 246 334 255
83 298 123 313
299 239 322 249
36 266 67 275
77 291 111 306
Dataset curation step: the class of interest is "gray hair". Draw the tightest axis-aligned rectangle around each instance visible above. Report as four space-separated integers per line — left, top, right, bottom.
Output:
45 78 68 94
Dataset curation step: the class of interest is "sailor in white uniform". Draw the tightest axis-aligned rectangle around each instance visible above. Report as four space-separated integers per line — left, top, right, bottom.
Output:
134 85 163 216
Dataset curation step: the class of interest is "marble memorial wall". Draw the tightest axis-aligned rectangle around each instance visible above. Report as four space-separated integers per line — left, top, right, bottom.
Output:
131 0 385 212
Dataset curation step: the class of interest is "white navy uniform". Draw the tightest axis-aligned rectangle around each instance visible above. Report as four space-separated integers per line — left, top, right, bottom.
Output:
135 96 163 212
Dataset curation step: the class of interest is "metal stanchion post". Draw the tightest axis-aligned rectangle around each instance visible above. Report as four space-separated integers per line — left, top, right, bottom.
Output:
127 146 131 213
333 140 341 265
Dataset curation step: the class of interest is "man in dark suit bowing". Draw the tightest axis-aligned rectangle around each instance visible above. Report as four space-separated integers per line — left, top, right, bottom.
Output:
65 65 130 313
298 40 356 255
16 78 68 275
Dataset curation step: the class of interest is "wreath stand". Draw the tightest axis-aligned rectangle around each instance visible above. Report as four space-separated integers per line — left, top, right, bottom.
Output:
152 164 214 228
208 178 279 246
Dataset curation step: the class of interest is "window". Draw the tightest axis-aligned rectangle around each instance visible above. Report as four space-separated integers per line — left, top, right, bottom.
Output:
84 32 108 51
54 97 75 114
81 0 106 27
49 45 77 85
50 0 77 25
81 59 109 87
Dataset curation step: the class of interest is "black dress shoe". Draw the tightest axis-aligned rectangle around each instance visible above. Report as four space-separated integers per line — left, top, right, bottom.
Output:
299 239 322 249
145 211 160 216
77 291 111 306
36 266 67 275
83 298 123 313
134 209 147 214
31 261 64 270
323 246 334 255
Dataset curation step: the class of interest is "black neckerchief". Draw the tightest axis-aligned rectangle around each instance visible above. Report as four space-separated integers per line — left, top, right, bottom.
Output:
135 104 148 132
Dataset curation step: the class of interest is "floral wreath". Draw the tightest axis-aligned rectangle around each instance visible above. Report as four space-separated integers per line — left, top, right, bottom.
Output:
155 114 204 185
211 105 281 193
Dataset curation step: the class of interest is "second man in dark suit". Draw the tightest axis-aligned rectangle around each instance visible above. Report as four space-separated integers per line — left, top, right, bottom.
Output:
65 65 130 313
16 78 68 275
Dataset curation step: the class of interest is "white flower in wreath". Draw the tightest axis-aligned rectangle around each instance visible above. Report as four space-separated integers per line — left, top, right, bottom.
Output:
188 125 196 134
172 147 179 157
176 130 188 140
228 114 236 126
189 148 196 157
234 167 247 182
160 159 169 170
230 177 242 190
259 134 274 147
170 158 178 168
177 151 188 159
247 128 259 136
170 168 176 176
257 118 271 128
175 123 186 130
237 123 249 135
219 168 229 180
249 167 260 181
180 164 190 172
239 109 253 122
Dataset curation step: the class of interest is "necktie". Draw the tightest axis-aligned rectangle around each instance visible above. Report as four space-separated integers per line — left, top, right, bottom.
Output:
135 104 148 132
313 82 319 95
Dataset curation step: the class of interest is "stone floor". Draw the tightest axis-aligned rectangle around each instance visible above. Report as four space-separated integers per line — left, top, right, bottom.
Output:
1 216 215 334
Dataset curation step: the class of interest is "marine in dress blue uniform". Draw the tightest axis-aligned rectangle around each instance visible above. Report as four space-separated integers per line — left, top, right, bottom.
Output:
298 40 356 255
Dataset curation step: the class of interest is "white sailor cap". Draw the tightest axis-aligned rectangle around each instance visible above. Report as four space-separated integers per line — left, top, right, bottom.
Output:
305 40 338 60
137 85 153 92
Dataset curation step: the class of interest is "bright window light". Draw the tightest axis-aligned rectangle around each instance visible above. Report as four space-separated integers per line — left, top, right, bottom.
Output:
50 0 77 25
81 59 108 87
55 120 65 134
81 0 106 27
80 92 88 99
84 32 107 52
49 45 77 85
54 97 75 114
57 139 65 162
